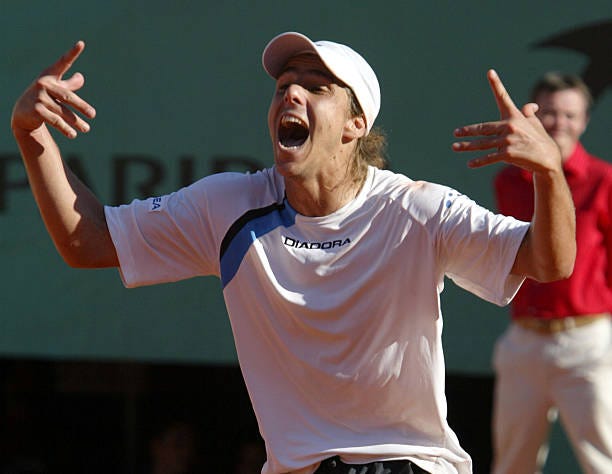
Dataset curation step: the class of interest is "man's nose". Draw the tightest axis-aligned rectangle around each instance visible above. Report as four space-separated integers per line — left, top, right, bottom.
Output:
284 84 305 104
546 116 565 132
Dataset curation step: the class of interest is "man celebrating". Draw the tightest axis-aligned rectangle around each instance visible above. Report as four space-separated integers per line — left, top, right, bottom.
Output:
12 32 575 474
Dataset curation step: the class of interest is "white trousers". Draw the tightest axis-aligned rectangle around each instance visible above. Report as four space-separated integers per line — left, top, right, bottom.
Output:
491 316 612 474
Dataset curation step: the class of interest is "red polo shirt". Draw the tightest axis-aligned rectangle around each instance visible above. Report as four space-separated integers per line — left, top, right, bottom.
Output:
494 143 612 319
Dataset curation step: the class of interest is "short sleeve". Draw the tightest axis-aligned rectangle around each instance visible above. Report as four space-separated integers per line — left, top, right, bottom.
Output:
439 190 530 306
105 180 219 288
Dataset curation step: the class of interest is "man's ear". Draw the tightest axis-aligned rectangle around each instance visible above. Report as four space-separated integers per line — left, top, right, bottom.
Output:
343 114 367 141
581 113 590 136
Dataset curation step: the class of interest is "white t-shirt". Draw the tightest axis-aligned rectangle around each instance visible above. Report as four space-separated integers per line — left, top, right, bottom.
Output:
105 166 529 474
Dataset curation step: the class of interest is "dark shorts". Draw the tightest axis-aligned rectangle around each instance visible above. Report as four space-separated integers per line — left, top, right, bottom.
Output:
314 456 430 474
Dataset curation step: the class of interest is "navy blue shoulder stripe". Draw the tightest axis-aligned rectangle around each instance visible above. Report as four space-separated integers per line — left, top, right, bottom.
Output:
219 201 295 288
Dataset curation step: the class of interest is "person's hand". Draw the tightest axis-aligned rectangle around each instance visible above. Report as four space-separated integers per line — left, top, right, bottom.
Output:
452 69 561 174
11 41 96 139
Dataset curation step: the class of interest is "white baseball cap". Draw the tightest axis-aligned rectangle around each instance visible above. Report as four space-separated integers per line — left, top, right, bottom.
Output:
262 32 380 133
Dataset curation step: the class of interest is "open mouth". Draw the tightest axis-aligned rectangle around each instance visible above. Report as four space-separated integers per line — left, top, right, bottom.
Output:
278 115 309 148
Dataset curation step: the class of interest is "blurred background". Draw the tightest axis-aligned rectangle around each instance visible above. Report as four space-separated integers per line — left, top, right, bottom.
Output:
1 1 610 472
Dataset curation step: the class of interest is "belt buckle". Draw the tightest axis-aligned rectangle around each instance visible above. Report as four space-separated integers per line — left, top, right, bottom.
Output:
549 318 568 333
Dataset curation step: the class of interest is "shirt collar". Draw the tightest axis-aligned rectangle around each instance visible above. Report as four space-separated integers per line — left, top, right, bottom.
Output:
563 142 588 179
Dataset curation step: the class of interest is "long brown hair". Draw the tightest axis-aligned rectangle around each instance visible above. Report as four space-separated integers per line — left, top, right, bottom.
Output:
345 87 388 183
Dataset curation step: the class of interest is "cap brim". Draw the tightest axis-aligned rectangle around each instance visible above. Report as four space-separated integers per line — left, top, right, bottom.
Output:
262 32 318 78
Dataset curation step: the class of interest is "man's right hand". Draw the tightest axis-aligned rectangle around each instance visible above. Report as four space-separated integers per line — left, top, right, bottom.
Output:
11 40 96 139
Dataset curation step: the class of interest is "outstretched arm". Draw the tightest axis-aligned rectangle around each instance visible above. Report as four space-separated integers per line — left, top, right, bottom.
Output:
452 69 575 282
11 41 118 268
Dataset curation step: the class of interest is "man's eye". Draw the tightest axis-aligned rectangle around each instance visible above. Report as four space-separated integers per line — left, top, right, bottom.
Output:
309 85 327 93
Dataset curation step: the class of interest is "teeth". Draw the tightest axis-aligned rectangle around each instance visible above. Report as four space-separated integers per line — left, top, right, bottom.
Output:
278 114 309 148
281 115 306 127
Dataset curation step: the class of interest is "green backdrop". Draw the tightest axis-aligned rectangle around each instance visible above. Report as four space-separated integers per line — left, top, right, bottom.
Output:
1 0 610 371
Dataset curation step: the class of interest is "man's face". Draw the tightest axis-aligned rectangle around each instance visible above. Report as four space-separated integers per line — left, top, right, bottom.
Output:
535 88 589 161
267 53 359 179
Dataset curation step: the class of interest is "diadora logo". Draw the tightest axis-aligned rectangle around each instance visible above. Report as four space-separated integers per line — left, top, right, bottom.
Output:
150 197 163 211
283 236 351 250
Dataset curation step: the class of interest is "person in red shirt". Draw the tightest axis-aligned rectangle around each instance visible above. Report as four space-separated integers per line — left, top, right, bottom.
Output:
492 72 612 474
